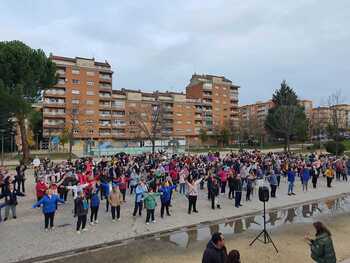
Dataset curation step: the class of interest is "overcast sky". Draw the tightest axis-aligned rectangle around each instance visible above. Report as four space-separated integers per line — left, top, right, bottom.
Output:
1 0 349 106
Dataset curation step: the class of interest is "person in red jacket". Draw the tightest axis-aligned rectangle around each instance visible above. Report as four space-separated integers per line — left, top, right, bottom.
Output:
116 174 129 202
35 178 48 202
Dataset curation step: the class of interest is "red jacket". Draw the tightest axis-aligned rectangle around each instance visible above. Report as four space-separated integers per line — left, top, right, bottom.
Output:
36 182 48 197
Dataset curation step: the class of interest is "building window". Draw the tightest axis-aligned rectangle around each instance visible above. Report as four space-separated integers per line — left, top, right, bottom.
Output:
86 110 95 115
72 120 79 125
72 79 80 84
86 100 95 105
87 81 94 86
72 99 80 104
176 113 182 117
72 89 80 95
86 71 95 76
72 69 80 75
186 121 191 124
87 91 94 96
177 121 182 124
72 108 79 115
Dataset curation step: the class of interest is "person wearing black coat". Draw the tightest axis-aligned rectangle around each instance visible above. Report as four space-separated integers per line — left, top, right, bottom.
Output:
15 164 27 193
311 166 319 189
233 176 243 208
228 174 235 199
0 183 25 221
202 232 227 263
210 179 220 210
74 191 89 233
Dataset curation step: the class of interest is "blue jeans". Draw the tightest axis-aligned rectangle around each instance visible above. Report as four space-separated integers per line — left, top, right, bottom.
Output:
179 183 186 194
288 182 294 194
0 203 7 222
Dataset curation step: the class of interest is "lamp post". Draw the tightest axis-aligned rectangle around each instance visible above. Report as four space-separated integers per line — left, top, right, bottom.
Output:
0 129 5 167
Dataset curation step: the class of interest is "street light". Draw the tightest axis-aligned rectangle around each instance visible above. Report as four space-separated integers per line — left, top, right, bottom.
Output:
0 129 5 167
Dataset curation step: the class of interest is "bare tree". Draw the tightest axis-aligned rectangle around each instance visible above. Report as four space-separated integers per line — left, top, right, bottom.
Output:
327 90 345 156
64 104 79 161
128 103 164 154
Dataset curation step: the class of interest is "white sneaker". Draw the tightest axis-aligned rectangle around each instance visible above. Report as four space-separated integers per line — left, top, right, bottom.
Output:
117 218 121 221
82 228 88 232
94 220 99 224
112 219 116 222
44 229 49 233
152 220 156 223
90 222 95 226
76 231 81 234
146 222 150 225
51 226 55 231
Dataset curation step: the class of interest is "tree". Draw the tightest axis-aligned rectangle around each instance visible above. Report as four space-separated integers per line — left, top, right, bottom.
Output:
265 80 308 152
66 104 79 161
59 127 70 149
129 103 164 154
327 90 346 156
28 110 43 149
0 41 57 162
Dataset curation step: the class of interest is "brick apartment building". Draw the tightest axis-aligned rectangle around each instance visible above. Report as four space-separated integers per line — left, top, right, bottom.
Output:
186 74 240 134
239 99 313 140
42 56 240 147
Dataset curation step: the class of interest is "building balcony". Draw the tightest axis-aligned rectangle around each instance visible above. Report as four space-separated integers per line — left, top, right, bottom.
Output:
99 94 112 99
163 114 173 119
43 123 65 129
99 114 111 118
45 90 66 97
111 103 125 109
99 84 112 91
43 102 66 108
99 104 111 109
43 112 66 118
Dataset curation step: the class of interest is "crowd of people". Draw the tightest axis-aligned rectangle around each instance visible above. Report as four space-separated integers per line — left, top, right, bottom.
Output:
0 151 349 230
0 150 347 262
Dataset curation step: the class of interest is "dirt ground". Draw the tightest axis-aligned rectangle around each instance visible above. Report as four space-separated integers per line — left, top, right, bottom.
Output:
53 212 350 263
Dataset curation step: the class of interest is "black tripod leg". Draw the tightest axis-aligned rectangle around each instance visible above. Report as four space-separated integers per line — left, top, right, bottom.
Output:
249 230 264 246
266 232 279 253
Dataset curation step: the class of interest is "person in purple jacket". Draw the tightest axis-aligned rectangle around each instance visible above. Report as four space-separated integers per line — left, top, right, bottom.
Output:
32 189 65 232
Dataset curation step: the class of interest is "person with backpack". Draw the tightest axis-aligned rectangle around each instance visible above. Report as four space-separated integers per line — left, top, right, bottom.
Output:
32 188 65 232
74 191 89 234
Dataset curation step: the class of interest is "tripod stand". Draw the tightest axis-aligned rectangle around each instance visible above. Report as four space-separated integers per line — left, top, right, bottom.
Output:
249 201 278 253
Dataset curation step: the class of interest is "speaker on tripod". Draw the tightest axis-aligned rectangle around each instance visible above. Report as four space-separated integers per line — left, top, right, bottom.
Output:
250 186 278 253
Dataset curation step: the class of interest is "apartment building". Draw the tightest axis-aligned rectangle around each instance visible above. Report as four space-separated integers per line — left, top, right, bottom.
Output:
43 56 113 139
43 56 240 147
311 104 350 136
239 100 274 138
186 74 240 134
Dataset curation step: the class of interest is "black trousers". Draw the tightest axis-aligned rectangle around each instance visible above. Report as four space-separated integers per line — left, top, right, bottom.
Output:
133 201 143 216
246 186 252 200
207 186 211 200
44 212 55 229
77 215 87 231
336 171 341 181
342 173 348 181
221 182 226 193
111 206 120 219
270 185 277 197
327 177 333 187
120 189 126 201
188 195 197 213
146 209 155 222
211 195 217 209
228 187 234 199
235 192 242 207
161 201 170 217
90 206 99 222
277 176 281 187
60 191 68 202
105 199 109 212
17 179 25 193
312 178 318 188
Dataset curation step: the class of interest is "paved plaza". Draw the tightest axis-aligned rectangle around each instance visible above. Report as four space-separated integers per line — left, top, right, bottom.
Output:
0 170 349 263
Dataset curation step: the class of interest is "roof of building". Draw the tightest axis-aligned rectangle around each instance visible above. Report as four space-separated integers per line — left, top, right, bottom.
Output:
50 55 111 67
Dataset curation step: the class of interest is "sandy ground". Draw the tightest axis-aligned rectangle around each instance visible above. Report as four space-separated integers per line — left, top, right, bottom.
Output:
51 212 350 263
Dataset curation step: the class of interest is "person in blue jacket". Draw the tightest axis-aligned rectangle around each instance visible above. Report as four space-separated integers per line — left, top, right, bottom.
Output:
89 184 100 225
100 181 111 212
287 167 296 196
32 188 65 231
159 181 176 218
132 179 147 217
302 165 311 192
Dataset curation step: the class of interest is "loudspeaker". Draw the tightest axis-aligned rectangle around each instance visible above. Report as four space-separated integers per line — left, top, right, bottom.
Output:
259 186 269 202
